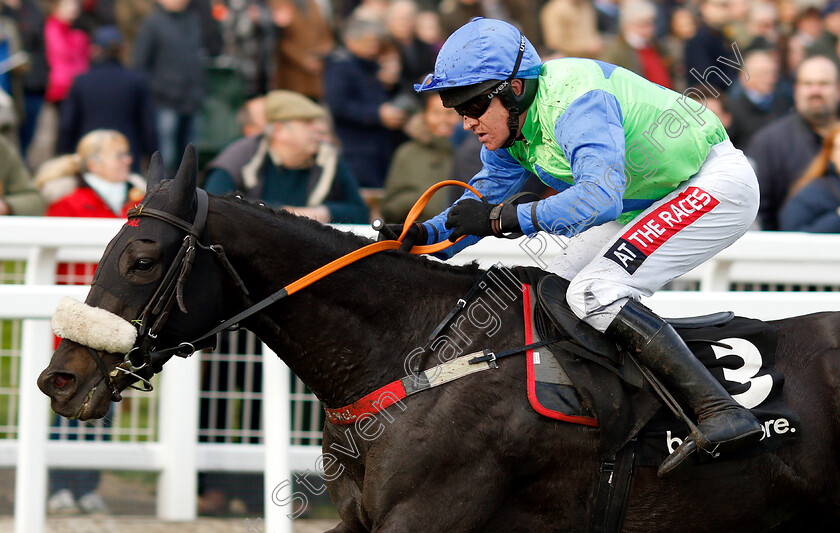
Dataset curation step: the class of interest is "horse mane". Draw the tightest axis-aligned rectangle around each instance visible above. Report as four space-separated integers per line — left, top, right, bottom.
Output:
212 193 487 279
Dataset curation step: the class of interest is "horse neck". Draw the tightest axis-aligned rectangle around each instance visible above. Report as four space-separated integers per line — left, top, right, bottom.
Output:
206 200 506 407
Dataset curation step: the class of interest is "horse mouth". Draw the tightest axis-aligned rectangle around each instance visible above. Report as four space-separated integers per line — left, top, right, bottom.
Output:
54 381 111 421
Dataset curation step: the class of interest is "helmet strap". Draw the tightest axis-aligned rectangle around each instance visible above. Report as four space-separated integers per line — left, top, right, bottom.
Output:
498 78 537 149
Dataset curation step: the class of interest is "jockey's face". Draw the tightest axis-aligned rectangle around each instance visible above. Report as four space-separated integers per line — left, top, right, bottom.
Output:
460 79 526 151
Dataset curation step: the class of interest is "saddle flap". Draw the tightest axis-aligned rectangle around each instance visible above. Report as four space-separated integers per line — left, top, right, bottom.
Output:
665 312 734 329
536 275 620 362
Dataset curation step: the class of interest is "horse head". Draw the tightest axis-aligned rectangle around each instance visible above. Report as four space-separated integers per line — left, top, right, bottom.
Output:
38 147 226 420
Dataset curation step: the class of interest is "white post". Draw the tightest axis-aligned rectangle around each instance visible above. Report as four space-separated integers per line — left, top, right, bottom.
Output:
156 354 199 520
700 259 733 292
262 344 292 533
15 247 57 533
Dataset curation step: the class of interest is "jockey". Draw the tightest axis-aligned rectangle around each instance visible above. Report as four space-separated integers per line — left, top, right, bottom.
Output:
406 17 762 477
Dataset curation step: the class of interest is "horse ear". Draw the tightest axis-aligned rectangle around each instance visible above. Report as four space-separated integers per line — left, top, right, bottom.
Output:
146 151 165 189
169 144 197 211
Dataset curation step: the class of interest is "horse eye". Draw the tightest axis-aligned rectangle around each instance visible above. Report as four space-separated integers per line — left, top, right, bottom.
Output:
132 258 155 272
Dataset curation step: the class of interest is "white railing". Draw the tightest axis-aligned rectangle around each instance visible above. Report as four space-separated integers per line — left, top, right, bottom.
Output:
0 285 304 533
4 218 840 532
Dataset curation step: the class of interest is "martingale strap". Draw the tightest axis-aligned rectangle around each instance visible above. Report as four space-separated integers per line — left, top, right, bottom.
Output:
324 349 496 424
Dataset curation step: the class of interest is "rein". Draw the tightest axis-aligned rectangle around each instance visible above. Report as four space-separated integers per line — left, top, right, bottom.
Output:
99 180 484 393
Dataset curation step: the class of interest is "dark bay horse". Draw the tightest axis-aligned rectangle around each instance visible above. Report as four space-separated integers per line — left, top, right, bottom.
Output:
37 150 840 531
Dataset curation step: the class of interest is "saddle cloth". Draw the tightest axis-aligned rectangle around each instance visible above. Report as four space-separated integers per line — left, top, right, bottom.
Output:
521 282 802 463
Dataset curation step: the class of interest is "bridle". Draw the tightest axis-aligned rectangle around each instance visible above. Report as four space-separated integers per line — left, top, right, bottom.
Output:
87 181 483 400
88 188 248 400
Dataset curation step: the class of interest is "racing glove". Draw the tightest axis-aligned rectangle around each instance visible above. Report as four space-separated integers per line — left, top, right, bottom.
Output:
445 199 520 241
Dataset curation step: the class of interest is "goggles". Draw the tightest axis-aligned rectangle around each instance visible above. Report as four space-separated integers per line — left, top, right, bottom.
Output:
453 82 506 119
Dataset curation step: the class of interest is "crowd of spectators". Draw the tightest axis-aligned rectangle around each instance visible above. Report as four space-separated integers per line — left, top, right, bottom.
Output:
6 0 840 516
2 0 840 231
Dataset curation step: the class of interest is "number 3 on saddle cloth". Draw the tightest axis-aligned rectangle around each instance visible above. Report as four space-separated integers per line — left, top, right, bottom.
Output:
526 275 801 464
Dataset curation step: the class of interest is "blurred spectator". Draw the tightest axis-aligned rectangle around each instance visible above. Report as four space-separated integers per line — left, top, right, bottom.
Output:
780 31 808 95
191 0 224 56
1 0 48 155
385 0 435 98
593 0 620 36
45 0 90 104
114 0 155 61
351 0 389 23
439 0 483 38
215 0 275 99
35 0 90 169
133 0 210 175
58 25 158 173
450 130 482 189
236 95 266 138
508 0 543 48
791 6 822 49
0 133 45 214
780 124 840 233
540 0 602 59
0 87 16 144
807 1 840 63
684 0 739 92
747 55 840 231
727 49 791 149
662 6 696 92
775 0 800 37
38 129 144 216
727 0 752 46
415 9 443 51
323 16 406 188
203 89 369 224
0 10 24 126
272 0 334 101
74 0 112 33
742 0 778 52
380 92 459 223
600 0 672 88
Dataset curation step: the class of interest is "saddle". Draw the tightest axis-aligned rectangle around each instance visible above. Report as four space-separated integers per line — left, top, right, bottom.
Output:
526 274 801 462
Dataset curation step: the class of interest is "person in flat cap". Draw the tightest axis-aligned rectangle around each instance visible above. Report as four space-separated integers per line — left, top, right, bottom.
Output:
202 89 369 224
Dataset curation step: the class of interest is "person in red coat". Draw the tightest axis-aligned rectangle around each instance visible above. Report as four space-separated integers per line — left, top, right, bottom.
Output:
41 129 145 218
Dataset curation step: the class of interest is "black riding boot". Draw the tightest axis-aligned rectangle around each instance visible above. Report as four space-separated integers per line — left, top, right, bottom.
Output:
605 300 763 478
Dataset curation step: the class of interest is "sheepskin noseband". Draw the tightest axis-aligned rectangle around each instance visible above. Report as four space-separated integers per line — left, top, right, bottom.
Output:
52 297 137 354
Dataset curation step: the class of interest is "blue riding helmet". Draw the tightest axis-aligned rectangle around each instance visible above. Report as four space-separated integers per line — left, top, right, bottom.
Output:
415 18 542 97
415 18 542 148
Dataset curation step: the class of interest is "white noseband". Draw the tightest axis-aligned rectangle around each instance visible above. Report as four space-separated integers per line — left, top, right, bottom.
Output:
51 297 138 354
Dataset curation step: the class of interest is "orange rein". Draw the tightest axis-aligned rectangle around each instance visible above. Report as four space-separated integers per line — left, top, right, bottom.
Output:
283 180 482 296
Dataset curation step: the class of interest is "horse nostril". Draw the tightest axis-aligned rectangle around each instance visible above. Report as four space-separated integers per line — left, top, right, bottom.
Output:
52 373 74 390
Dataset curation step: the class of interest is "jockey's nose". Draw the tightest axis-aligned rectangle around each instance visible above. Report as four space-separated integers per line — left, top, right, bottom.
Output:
37 368 78 400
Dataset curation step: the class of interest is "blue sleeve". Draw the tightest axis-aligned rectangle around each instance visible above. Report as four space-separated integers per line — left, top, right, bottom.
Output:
517 89 625 237
422 146 533 259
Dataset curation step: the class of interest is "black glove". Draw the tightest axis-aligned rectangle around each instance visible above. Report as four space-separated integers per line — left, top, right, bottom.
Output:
377 222 428 252
445 199 496 241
